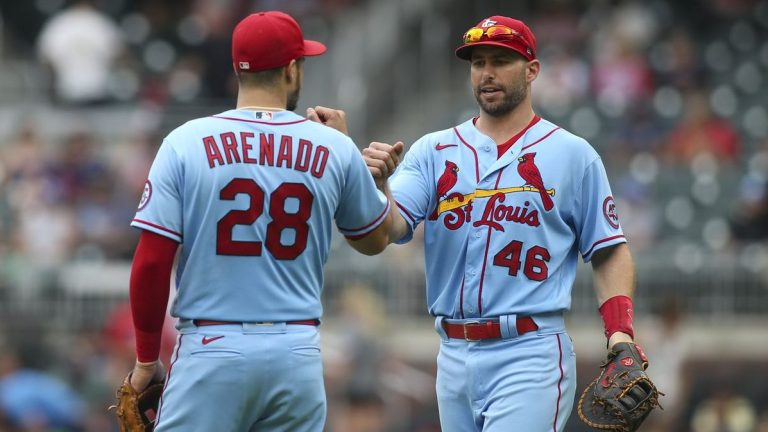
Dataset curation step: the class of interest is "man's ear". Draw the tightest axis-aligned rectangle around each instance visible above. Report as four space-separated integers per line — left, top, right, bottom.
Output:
285 59 298 84
526 59 540 83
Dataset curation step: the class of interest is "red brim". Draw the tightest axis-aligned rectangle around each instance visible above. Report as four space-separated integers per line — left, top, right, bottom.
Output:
304 40 327 56
455 41 533 61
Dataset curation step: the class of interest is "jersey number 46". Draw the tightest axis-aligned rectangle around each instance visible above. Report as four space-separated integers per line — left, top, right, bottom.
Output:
493 240 551 281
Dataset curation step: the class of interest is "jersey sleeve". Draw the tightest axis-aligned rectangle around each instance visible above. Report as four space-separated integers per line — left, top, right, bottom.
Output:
131 139 184 242
335 142 389 239
576 157 627 262
389 139 433 244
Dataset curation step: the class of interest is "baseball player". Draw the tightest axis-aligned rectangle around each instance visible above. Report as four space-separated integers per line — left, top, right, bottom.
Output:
362 16 645 431
124 11 398 432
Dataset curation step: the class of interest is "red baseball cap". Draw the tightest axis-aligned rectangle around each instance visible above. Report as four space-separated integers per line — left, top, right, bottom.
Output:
455 16 537 61
232 11 327 72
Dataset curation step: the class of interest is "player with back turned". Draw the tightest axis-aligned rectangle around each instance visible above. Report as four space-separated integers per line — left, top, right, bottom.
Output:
361 15 660 432
113 11 400 432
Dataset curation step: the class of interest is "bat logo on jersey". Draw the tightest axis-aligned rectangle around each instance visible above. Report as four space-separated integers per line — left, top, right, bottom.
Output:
428 154 556 230
517 153 554 211
137 180 152 211
603 196 620 229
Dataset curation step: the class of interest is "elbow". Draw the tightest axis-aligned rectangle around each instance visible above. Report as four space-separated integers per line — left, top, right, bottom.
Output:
346 231 390 256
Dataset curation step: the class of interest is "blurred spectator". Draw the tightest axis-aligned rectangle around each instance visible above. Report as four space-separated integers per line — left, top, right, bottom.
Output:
730 145 768 241
326 283 391 432
652 29 707 91
191 0 237 100
37 0 125 105
641 295 691 430
591 34 655 113
533 47 590 115
730 179 768 240
691 385 758 432
663 90 741 163
0 346 85 431
54 130 110 206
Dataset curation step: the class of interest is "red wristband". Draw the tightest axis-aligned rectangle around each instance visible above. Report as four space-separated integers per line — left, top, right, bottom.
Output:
599 295 634 340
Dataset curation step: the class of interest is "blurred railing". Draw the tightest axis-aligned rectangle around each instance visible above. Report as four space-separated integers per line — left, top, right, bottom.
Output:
0 245 766 339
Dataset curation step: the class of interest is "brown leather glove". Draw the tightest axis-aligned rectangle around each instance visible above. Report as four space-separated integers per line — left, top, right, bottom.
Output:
112 373 165 432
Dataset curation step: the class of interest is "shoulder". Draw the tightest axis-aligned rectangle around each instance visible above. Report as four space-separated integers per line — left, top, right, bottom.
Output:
409 123 466 153
536 118 600 163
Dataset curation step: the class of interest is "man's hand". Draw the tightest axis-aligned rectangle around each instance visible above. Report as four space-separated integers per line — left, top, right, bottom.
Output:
130 360 165 393
112 360 166 431
363 141 405 189
577 343 661 431
307 106 348 135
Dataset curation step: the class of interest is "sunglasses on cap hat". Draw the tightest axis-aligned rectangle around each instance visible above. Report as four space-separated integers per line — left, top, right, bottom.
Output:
462 25 533 54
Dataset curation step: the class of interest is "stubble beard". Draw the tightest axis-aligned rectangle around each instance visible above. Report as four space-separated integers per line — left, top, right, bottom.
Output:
474 76 528 117
287 84 301 111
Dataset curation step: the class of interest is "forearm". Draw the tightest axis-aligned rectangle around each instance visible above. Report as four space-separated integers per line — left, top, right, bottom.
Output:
378 181 410 243
592 243 635 304
591 243 636 347
130 231 177 362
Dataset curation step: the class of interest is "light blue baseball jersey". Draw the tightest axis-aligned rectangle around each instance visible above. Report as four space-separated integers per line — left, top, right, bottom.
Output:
390 116 625 319
132 109 388 322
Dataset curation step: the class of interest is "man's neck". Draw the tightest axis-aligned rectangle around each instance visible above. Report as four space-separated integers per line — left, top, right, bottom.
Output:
236 89 286 111
475 104 536 145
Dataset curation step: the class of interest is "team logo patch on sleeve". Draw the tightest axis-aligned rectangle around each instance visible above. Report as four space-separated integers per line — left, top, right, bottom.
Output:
603 196 620 229
138 180 152 210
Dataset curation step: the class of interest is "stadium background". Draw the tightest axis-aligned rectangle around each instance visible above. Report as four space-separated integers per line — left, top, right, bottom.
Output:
0 0 767 430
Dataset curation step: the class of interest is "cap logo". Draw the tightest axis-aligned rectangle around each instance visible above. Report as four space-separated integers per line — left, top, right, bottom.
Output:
239 61 250 70
481 19 497 28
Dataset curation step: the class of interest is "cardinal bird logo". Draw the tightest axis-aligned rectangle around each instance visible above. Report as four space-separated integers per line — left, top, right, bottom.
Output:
517 153 554 211
437 160 459 198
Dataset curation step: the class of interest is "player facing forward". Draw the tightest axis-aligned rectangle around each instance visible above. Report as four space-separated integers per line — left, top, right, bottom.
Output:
362 15 658 431
119 11 398 432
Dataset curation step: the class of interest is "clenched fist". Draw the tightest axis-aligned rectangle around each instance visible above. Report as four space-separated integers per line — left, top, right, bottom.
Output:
363 141 405 188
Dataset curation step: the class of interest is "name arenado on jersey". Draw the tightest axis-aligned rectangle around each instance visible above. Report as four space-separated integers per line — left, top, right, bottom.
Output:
202 132 329 178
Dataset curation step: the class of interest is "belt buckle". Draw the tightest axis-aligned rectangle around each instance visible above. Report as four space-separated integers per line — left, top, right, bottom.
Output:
463 320 482 341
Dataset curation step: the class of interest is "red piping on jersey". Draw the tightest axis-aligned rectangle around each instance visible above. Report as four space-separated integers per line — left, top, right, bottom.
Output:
476 169 505 315
521 127 561 152
154 334 183 429
339 200 390 233
396 201 417 225
453 127 480 183
210 115 308 126
583 234 626 259
132 218 183 239
553 334 564 432
459 277 466 319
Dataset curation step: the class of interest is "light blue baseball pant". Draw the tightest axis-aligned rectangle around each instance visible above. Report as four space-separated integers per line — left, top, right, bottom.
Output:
434 314 577 432
154 320 325 432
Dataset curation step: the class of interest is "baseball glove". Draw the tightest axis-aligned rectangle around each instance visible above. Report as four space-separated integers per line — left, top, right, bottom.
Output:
577 342 661 431
111 373 165 432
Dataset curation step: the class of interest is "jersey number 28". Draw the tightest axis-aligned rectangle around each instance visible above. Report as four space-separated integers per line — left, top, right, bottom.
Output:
216 178 313 260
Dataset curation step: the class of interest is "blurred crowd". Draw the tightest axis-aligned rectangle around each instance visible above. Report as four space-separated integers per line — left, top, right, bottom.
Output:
0 0 767 430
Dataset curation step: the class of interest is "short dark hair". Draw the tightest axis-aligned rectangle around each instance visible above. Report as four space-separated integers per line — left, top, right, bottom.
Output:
236 58 305 88
236 66 285 88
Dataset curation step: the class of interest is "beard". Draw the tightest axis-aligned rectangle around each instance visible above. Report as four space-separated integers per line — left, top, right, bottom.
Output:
474 75 527 117
286 83 301 111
